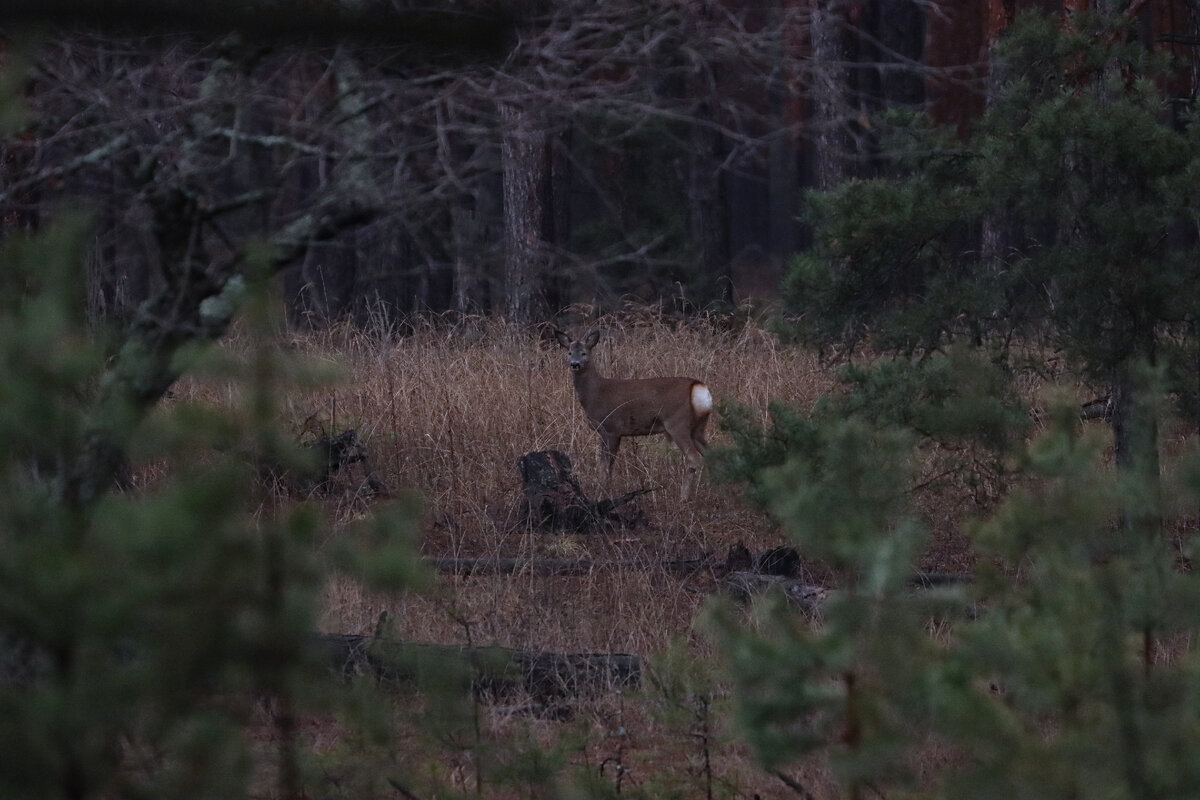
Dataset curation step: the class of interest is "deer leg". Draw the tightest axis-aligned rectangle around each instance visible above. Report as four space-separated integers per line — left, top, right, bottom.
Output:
692 416 709 452
600 432 621 487
665 420 705 501
679 450 705 501
684 418 711 497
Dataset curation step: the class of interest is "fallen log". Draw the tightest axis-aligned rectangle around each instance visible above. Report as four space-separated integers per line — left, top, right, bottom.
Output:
425 554 715 578
908 572 973 588
310 634 640 699
258 428 390 498
722 572 829 616
1080 394 1113 422
724 572 977 618
427 557 595 576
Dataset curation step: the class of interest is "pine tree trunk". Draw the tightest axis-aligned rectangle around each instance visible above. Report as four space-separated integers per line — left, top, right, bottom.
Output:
1111 353 1161 537
811 0 850 189
688 125 729 299
499 101 546 323
452 204 479 314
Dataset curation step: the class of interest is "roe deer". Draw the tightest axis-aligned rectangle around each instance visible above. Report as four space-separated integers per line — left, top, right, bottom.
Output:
553 328 713 500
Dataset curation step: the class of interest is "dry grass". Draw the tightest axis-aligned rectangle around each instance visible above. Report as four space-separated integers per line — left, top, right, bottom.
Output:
169 311 1007 798
164 311 1200 798
238 312 842 655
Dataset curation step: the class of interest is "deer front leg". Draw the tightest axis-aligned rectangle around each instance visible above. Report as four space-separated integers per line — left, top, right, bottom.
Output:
600 431 621 487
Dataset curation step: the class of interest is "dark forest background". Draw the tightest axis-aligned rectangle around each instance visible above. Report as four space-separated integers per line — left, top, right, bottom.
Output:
8 0 1195 329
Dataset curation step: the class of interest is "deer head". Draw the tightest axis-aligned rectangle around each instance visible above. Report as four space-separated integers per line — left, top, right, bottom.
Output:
554 328 599 374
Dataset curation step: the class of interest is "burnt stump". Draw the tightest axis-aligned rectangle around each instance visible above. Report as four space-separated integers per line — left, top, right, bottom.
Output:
517 450 647 532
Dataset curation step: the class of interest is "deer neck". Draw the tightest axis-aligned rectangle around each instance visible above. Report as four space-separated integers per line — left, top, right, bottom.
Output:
572 362 609 405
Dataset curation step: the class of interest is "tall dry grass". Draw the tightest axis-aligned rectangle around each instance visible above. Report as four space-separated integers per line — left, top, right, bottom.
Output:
300 312 835 653
162 311 850 797
171 311 833 652
165 309 1200 798
169 311 1104 798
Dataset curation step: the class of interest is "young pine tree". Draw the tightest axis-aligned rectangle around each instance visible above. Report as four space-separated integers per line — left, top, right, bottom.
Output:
788 9 1200 481
709 12 1200 797
0 223 425 799
712 392 1200 799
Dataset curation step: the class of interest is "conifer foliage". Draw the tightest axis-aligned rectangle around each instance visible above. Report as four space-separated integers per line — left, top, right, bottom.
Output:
713 375 1200 798
711 9 1200 800
789 9 1200 471
0 98 424 800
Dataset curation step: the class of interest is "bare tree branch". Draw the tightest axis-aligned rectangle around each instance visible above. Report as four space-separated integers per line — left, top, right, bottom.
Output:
0 133 133 205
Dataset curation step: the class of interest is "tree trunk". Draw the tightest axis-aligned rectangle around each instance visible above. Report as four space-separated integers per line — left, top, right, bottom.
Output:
516 450 649 532
923 0 986 135
686 94 731 303
452 204 481 315
453 150 502 315
1110 358 1161 536
723 572 829 616
811 0 851 189
544 126 572 312
499 101 547 323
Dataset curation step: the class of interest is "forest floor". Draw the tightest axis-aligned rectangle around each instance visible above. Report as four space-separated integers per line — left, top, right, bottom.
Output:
174 310 1088 799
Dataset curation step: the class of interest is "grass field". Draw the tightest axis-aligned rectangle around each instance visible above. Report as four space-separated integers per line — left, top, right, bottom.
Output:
307 313 838 651
170 310 1077 798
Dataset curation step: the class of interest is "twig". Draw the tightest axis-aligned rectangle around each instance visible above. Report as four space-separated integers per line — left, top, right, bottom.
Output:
387 778 424 800
0 133 132 205
772 770 817 800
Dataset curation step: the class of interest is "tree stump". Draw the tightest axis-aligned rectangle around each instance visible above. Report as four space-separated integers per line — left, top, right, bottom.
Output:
260 428 389 498
517 450 647 532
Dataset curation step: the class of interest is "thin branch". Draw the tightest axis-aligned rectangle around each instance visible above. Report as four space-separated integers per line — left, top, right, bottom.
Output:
208 127 327 157
387 778 424 800
270 199 378 268
0 133 132 205
772 770 818 800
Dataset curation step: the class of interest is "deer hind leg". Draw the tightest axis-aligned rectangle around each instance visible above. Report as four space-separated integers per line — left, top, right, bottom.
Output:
683 417 712 497
692 414 710 453
664 419 705 501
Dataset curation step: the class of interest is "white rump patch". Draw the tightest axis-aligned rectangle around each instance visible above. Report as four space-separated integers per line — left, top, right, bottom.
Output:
691 383 713 414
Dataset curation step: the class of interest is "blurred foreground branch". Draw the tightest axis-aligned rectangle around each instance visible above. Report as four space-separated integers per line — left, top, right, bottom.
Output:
2 1 517 55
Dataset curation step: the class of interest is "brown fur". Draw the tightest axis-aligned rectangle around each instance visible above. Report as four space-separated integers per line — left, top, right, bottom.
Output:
554 328 711 499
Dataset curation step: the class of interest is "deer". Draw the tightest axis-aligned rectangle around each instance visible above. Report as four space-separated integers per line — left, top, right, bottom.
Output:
553 328 713 500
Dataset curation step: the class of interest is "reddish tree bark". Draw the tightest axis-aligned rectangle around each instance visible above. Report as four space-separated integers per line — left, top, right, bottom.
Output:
924 0 987 135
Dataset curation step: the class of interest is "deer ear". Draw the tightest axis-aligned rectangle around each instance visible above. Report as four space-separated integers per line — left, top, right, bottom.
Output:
585 329 601 348
553 329 571 349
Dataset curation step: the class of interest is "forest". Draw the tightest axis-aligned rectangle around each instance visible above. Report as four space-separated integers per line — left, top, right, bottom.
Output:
4 1 1200 798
